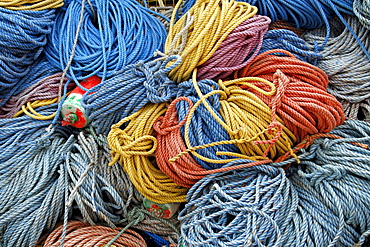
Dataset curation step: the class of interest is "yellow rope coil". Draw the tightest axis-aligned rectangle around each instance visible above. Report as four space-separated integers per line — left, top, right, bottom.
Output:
0 0 64 11
165 0 257 82
13 98 57 120
108 103 188 204
170 70 296 164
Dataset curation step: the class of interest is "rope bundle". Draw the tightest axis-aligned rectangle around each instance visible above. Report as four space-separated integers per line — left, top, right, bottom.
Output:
44 221 147 247
0 106 75 246
0 7 56 86
108 103 188 204
165 0 258 82
82 56 180 135
196 15 271 81
259 29 321 63
65 130 143 228
237 49 345 141
45 0 167 80
354 0 370 30
303 15 370 103
0 73 71 118
0 0 63 11
268 20 305 36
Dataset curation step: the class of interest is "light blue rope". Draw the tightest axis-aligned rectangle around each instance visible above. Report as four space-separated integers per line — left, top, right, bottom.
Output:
45 0 167 82
0 7 56 86
175 79 241 170
0 105 76 247
81 55 181 135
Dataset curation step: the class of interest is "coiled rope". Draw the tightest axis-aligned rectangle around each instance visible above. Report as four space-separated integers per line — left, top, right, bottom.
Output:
0 105 75 247
44 221 147 247
0 0 63 11
259 29 321 63
354 0 370 30
165 0 258 82
268 20 305 36
0 8 56 86
237 49 345 141
82 55 180 135
0 73 70 118
45 0 167 81
108 103 188 204
303 15 370 103
196 15 271 81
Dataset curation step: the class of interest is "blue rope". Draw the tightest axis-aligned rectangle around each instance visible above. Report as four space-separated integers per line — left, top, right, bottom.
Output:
259 29 321 63
139 230 174 247
81 55 180 135
0 56 60 108
0 7 56 87
176 79 241 170
45 0 167 82
0 105 75 247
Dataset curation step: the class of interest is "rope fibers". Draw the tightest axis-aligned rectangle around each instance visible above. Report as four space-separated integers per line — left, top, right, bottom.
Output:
108 103 188 204
44 221 147 247
354 0 370 30
0 0 63 11
0 7 56 86
196 15 271 81
303 15 370 103
65 130 143 228
82 55 180 135
0 56 61 108
259 29 321 63
339 99 370 122
268 20 305 36
0 73 71 118
165 0 258 82
237 49 345 141
45 0 167 80
0 105 75 247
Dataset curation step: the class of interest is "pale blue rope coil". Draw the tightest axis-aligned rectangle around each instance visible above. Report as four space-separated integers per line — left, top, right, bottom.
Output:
45 0 167 82
0 7 56 86
175 79 241 170
354 0 370 30
0 105 75 247
81 55 181 135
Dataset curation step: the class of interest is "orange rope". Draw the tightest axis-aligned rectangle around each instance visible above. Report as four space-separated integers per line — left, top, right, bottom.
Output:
236 49 345 141
154 97 273 188
268 20 305 36
44 221 147 247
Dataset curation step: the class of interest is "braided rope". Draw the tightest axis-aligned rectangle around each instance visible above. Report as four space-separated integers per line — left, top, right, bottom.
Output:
0 0 63 10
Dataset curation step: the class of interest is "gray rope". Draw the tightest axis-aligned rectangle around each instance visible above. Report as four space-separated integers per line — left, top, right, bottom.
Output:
303 15 370 103
354 0 370 30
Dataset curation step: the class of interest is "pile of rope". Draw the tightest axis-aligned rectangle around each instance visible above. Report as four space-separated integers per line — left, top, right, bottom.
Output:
354 0 370 30
303 15 370 121
178 120 370 247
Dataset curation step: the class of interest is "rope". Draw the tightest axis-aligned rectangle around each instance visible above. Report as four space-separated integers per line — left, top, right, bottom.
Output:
45 0 167 81
303 15 370 103
82 55 180 135
196 15 271 81
339 99 370 122
165 0 258 82
0 7 56 86
0 0 63 11
0 105 75 247
14 97 58 120
150 6 174 31
44 221 147 247
65 130 144 228
354 0 370 30
236 49 345 141
154 96 273 188
0 56 60 108
0 73 71 118
108 103 188 204
259 29 321 63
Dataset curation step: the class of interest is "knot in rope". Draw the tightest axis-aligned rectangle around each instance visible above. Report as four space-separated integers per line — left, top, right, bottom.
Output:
299 164 347 186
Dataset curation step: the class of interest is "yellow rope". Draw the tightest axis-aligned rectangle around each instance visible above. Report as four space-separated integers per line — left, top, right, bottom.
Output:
170 70 297 164
0 0 63 11
108 103 188 204
165 0 257 82
13 98 58 120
